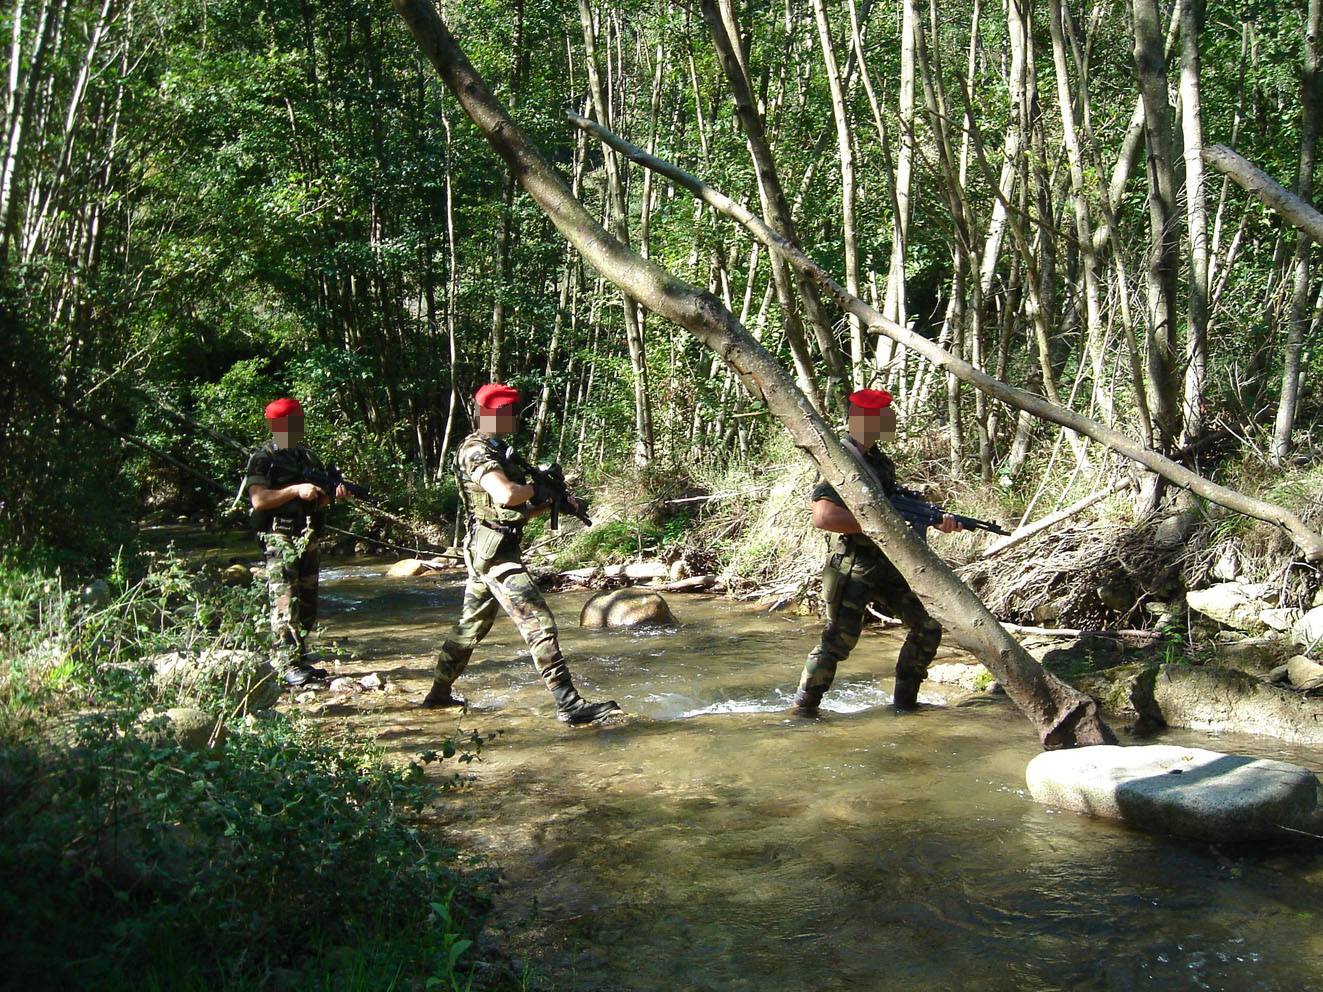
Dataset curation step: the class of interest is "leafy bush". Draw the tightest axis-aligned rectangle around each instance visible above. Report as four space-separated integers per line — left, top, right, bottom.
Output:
0 550 501 991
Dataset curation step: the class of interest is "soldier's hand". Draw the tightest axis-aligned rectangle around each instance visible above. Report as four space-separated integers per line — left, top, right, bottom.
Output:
934 513 963 533
335 484 350 500
295 483 322 502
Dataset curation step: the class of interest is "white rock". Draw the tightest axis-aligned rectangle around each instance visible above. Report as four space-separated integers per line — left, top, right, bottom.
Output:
359 672 383 690
623 561 668 580
1026 744 1323 842
387 558 429 578
1186 583 1277 632
328 677 359 692
1260 607 1304 633
1291 605 1323 649
1286 655 1323 691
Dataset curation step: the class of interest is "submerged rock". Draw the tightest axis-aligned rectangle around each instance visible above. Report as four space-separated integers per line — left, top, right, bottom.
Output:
579 588 677 628
1026 744 1323 842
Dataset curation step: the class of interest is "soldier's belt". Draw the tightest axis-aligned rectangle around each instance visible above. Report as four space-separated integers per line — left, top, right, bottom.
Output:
267 514 310 536
474 519 523 537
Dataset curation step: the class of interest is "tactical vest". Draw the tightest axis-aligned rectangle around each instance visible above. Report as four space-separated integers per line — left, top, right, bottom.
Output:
246 442 327 536
454 432 532 528
825 436 899 559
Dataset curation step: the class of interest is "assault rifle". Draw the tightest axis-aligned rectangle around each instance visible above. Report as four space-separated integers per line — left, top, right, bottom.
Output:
301 463 378 506
527 462 592 531
890 485 1009 536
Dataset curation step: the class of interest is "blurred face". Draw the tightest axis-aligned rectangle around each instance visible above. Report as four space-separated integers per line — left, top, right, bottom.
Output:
267 413 305 449
477 403 518 436
848 404 897 447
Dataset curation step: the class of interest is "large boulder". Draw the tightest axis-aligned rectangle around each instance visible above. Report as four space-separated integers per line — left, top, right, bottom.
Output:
1026 744 1323 842
1185 582 1276 633
150 648 281 711
579 588 677 628
1150 664 1323 745
135 707 224 750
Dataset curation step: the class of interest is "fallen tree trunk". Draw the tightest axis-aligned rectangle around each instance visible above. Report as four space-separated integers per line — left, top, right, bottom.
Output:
389 0 1112 749
1203 143 1323 248
562 112 1323 563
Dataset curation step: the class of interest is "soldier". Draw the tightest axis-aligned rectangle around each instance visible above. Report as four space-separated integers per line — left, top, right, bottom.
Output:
790 388 962 716
244 397 352 687
422 383 620 725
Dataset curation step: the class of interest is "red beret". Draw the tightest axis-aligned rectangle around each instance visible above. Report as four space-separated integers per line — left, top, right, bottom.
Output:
264 397 303 419
847 388 893 411
475 383 520 410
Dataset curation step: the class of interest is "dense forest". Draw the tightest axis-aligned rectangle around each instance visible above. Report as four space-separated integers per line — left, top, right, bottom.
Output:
2 0 1320 564
4 0 1323 987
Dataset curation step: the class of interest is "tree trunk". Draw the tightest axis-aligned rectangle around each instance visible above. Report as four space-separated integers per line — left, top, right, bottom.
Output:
1271 0 1322 467
1179 0 1210 446
390 0 1116 749
1131 0 1183 454
578 0 654 468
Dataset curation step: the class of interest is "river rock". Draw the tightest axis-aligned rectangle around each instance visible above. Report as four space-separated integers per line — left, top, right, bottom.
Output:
1260 607 1304 633
150 648 281 711
1185 582 1276 633
1150 663 1323 745
1207 636 1291 674
1025 744 1323 842
1290 605 1323 649
579 588 677 628
1287 655 1323 691
135 707 223 750
387 558 430 577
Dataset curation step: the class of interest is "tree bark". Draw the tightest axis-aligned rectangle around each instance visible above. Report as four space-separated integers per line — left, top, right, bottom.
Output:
1179 0 1210 446
389 0 1115 749
578 0 654 468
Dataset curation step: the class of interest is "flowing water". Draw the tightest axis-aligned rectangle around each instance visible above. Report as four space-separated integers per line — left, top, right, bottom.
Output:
183 530 1323 992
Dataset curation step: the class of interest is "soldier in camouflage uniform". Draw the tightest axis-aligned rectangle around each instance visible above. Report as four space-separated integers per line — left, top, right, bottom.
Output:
791 388 962 716
422 383 620 725
244 397 352 687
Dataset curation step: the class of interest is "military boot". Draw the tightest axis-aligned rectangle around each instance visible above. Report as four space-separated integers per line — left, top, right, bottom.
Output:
282 664 327 688
420 680 467 710
892 673 922 711
550 681 620 726
788 686 823 717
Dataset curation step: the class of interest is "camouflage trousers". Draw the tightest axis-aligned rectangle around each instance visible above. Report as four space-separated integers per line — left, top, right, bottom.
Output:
433 526 571 693
797 541 942 699
261 532 320 664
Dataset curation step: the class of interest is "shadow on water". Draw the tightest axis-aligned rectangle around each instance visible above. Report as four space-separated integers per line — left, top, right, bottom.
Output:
296 558 1323 992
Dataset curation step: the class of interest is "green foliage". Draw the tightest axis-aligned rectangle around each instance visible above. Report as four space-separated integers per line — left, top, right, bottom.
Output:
553 519 664 568
0 550 498 991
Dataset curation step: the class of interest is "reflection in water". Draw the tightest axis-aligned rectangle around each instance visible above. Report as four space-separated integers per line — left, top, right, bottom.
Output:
305 558 1323 992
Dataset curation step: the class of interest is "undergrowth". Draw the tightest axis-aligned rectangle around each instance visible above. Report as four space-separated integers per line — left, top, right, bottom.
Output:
0 550 507 991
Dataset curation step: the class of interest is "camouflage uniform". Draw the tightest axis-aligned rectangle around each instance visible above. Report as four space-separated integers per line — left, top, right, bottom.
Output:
243 441 328 666
795 439 943 711
431 432 577 699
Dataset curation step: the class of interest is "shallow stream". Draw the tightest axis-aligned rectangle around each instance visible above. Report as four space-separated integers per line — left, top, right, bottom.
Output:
217 534 1323 991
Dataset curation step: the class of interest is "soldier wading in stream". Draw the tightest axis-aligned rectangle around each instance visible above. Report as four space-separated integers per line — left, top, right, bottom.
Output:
244 397 354 688
422 383 620 725
790 388 963 716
